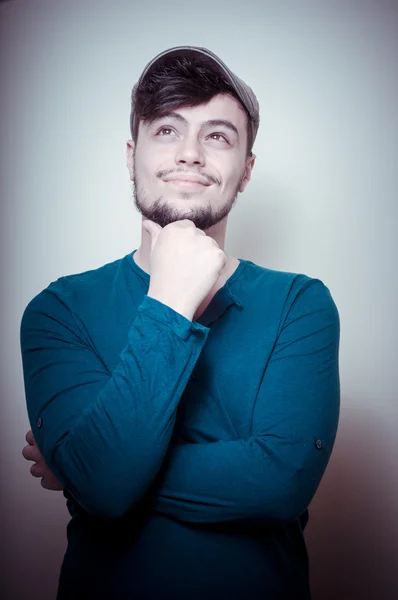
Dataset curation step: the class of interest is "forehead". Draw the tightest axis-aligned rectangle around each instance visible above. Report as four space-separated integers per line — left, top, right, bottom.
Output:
155 93 248 131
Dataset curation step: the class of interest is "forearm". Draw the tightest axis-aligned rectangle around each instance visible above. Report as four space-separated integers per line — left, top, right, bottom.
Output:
22 295 209 519
150 428 337 525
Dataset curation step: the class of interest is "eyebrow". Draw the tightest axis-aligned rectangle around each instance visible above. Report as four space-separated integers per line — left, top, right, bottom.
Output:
154 112 240 139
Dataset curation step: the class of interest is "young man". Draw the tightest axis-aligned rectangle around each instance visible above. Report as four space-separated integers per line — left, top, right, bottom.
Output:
21 46 340 599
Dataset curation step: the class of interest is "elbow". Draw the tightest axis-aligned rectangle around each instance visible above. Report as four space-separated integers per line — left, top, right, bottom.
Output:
52 453 145 521
253 470 323 524
64 480 143 521
85 498 136 521
51 437 153 521
263 499 309 524
258 447 334 523
249 496 306 524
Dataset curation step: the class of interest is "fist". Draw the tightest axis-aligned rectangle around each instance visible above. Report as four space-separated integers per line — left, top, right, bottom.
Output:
22 430 64 491
143 219 227 320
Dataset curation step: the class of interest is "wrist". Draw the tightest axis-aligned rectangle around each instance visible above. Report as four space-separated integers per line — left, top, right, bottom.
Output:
146 289 194 322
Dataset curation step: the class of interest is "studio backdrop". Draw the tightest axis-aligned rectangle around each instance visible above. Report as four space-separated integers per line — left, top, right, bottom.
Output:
1 1 397 598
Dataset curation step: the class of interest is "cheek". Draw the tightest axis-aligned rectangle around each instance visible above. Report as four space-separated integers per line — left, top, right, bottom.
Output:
136 148 170 182
222 166 244 193
134 155 154 184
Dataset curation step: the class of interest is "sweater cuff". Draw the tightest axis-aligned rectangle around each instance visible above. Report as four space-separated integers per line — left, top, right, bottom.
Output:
137 295 210 341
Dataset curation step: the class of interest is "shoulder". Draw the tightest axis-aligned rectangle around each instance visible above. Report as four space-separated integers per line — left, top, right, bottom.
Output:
238 259 339 327
21 254 130 329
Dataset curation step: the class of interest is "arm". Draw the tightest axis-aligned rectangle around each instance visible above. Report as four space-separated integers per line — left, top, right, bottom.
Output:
150 280 340 524
20 287 209 519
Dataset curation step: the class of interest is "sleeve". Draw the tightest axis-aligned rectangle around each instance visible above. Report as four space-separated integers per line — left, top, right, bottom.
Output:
20 287 209 520
149 280 340 524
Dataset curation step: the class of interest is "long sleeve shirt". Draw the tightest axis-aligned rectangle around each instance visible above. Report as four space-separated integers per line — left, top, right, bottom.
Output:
20 250 340 600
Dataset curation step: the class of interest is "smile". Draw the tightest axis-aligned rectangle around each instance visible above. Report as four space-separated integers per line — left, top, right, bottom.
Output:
166 179 209 187
162 174 212 187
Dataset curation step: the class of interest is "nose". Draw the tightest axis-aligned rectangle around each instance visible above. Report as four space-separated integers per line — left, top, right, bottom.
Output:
175 134 205 167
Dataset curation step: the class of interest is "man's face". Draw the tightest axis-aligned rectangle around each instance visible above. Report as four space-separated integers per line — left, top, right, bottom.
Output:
126 93 255 230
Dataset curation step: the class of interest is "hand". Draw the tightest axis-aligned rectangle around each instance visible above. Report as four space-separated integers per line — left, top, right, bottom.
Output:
22 430 64 491
142 219 227 321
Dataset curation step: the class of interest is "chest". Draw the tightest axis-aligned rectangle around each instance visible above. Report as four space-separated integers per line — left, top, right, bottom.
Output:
91 300 276 445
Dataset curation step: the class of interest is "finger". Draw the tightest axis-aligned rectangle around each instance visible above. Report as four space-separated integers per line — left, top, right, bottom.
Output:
25 430 35 445
41 477 64 492
22 444 42 462
30 462 47 478
31 462 62 489
142 220 162 251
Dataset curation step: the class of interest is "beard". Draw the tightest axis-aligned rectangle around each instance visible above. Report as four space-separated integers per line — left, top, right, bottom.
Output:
132 173 243 231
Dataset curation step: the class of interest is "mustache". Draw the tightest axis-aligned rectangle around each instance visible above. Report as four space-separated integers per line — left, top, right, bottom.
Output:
156 168 220 186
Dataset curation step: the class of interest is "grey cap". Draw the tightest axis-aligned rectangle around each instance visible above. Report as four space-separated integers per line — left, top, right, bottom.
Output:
130 46 260 146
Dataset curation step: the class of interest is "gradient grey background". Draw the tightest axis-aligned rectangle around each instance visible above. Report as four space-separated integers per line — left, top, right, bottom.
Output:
1 0 397 598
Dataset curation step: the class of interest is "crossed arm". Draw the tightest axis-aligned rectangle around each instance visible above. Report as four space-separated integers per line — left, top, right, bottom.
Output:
21 279 340 525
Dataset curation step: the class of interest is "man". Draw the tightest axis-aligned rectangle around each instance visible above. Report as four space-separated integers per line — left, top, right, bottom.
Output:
20 46 340 599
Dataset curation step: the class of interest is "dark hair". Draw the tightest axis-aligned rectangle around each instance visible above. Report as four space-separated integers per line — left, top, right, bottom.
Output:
131 55 254 158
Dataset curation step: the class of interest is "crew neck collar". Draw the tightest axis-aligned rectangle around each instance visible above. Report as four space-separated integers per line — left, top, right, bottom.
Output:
126 249 246 326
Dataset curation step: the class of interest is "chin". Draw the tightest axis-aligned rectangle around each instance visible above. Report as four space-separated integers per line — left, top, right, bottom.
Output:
166 192 206 202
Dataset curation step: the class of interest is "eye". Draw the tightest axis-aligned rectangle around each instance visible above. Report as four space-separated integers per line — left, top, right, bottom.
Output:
156 127 176 136
209 133 229 143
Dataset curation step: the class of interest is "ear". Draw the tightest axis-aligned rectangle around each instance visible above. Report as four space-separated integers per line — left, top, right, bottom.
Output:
126 139 135 181
238 154 256 193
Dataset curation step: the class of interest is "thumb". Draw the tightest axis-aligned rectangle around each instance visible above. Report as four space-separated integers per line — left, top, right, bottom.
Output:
142 220 162 250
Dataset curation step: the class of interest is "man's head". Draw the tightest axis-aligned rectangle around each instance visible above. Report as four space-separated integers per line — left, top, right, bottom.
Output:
126 46 259 230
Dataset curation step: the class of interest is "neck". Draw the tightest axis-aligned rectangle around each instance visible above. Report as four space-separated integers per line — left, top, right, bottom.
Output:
133 215 231 276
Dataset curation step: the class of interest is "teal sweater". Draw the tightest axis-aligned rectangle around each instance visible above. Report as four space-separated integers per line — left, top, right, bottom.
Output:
20 251 340 599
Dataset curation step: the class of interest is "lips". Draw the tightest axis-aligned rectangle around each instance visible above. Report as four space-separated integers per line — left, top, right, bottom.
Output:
162 175 211 186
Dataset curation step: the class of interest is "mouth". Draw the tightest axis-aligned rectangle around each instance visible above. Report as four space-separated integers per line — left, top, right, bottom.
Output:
165 180 210 188
162 176 211 187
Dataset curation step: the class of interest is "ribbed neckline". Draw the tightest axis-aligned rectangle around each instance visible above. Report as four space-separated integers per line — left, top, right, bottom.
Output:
126 249 248 325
